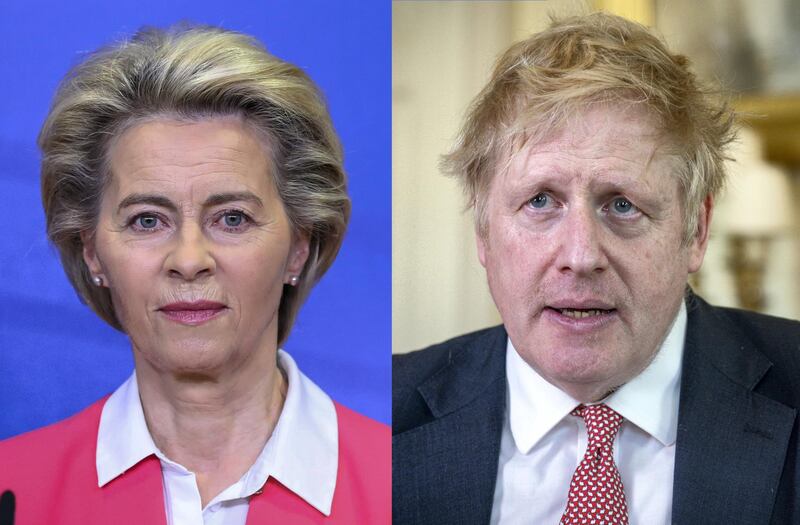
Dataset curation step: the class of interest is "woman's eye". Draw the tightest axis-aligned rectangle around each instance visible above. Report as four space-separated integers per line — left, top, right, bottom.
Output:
218 211 250 230
223 212 243 227
134 214 160 229
528 193 550 209
611 197 636 215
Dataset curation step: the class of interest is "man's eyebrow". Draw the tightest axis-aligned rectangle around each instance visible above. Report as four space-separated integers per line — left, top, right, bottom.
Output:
203 191 264 209
117 194 178 214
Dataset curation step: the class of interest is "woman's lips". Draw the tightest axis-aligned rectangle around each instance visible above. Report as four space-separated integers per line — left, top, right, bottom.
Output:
159 301 227 326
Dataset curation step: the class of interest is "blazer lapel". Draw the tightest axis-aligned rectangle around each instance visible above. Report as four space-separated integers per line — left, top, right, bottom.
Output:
97 455 168 525
672 296 797 524
393 327 507 525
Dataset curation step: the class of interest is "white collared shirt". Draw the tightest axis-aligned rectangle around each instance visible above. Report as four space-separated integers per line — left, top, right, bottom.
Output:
96 350 338 525
490 303 686 525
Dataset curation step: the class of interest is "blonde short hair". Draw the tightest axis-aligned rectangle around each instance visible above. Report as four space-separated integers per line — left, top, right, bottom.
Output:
39 24 350 344
443 12 735 243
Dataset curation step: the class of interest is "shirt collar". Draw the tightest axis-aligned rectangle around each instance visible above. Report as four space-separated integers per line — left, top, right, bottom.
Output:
244 350 338 516
506 301 686 453
606 302 686 446
96 369 159 487
506 338 578 454
96 349 338 516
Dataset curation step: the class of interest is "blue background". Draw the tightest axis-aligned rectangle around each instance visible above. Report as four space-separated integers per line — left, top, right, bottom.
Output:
0 0 391 439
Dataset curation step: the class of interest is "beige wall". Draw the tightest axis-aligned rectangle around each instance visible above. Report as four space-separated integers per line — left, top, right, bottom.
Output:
392 0 800 354
392 1 591 353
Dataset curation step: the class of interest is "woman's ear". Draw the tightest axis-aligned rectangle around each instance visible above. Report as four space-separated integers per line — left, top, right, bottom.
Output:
80 230 106 283
286 233 310 283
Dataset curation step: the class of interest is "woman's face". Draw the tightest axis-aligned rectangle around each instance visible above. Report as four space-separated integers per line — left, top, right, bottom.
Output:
83 116 308 376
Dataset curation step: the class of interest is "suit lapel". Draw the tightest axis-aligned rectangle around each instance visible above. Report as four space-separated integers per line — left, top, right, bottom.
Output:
672 296 796 524
393 327 507 525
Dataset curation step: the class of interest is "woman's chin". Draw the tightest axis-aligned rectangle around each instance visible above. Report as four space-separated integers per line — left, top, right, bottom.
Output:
136 343 237 378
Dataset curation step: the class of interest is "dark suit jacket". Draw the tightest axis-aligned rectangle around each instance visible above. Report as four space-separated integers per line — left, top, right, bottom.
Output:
393 295 800 524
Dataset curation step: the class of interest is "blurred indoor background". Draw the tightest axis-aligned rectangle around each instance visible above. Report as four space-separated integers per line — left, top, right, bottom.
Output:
393 0 800 353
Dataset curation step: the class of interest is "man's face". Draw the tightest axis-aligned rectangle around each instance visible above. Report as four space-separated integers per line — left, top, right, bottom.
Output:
477 105 710 402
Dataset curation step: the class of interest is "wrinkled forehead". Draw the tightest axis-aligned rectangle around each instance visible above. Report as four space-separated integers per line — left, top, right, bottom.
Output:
104 116 277 202
497 103 682 184
106 111 276 168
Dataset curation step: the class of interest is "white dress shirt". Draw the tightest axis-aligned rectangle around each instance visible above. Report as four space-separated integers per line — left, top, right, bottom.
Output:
490 303 686 525
96 350 338 525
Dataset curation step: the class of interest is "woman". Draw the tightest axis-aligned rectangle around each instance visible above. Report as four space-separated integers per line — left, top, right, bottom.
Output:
0 25 389 524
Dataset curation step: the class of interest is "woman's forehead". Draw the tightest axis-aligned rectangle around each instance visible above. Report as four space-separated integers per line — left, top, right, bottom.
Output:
105 117 276 202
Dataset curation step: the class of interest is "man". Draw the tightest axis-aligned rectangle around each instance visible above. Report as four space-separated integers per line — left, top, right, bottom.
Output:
393 12 800 525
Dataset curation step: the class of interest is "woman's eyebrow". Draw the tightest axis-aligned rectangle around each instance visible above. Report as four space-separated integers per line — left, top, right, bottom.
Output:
116 191 264 214
117 193 176 214
204 191 264 209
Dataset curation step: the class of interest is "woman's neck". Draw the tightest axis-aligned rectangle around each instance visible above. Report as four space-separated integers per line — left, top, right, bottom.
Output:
133 347 287 507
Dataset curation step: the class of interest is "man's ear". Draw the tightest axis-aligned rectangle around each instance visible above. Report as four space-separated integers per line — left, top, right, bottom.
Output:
80 230 105 282
286 232 310 282
476 227 488 268
688 194 713 273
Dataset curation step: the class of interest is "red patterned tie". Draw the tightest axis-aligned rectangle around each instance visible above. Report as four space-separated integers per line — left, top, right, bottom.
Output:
560 404 629 525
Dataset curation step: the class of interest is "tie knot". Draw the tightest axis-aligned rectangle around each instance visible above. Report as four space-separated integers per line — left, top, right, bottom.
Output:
571 403 623 446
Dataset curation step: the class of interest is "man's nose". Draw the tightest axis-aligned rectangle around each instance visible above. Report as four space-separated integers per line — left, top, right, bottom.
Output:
165 223 216 281
556 206 608 276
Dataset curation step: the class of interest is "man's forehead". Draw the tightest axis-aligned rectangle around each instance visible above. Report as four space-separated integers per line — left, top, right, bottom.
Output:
500 105 677 179
527 103 661 145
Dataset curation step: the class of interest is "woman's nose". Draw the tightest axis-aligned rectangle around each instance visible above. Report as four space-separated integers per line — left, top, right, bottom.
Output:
164 223 216 280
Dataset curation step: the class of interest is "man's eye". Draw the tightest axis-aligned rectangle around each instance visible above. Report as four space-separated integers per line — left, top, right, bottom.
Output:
611 197 636 214
528 193 550 209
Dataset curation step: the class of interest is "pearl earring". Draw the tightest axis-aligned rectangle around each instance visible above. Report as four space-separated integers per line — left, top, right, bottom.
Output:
289 276 299 286
92 276 103 286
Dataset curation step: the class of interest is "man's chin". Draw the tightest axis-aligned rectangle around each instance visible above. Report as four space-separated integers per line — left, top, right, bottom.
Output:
524 349 621 395
545 371 623 403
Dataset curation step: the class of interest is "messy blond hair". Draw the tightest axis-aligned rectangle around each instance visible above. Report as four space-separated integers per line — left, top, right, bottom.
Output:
443 12 735 243
39 24 350 344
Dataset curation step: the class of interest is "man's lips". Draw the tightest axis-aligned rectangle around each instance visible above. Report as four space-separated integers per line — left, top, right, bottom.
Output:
158 301 228 326
551 307 611 319
547 299 615 311
544 301 617 326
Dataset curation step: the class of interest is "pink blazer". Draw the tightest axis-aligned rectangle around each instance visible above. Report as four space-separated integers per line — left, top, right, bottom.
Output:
0 398 390 524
